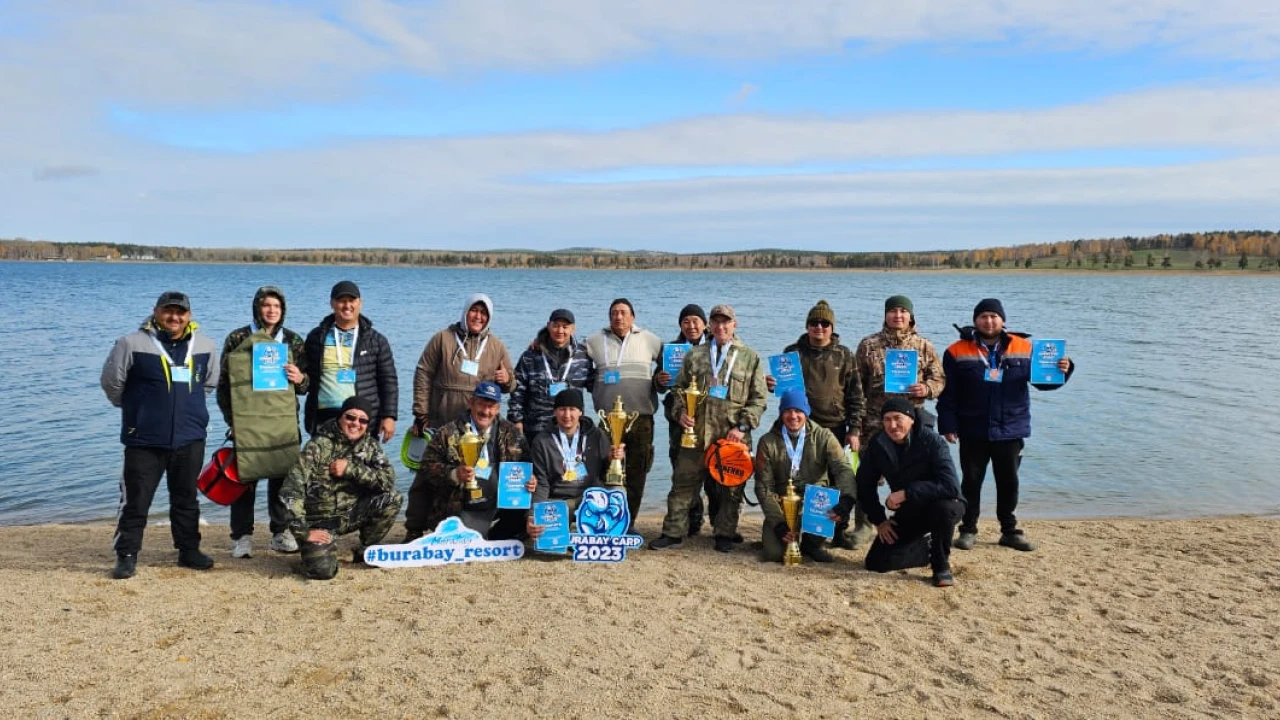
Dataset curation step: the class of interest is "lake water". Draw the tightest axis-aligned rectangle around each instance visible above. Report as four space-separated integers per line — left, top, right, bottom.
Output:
2 261 1278 527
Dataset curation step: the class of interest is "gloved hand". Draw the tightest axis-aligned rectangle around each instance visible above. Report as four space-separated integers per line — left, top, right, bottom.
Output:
830 494 855 523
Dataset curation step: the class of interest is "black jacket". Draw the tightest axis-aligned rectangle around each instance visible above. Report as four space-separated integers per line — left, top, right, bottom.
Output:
529 417 611 503
855 422 962 526
303 314 398 433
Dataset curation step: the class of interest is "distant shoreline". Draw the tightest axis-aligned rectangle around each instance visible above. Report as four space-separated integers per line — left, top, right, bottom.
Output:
6 258 1277 277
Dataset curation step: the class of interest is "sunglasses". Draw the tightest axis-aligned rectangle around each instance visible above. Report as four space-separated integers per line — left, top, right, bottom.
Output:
807 320 832 328
341 413 370 426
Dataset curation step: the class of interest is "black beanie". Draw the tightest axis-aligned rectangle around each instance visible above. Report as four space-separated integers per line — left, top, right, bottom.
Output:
881 397 916 419
553 388 585 411
678 304 707 324
340 395 375 419
973 298 1006 322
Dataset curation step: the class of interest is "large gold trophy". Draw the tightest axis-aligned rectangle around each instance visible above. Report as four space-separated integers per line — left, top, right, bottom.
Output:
679 376 704 449
455 428 486 501
599 396 638 487
780 477 803 567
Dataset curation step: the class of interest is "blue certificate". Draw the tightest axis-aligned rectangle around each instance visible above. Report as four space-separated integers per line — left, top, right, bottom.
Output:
662 343 692 386
883 349 918 394
496 462 534 509
252 342 288 391
768 351 805 397
801 485 840 539
1031 339 1067 384
533 501 571 553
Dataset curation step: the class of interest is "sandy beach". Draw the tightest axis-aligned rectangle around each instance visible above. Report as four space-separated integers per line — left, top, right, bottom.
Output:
1 515 1277 718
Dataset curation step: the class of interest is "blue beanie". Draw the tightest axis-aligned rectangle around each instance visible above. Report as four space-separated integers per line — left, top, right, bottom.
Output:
779 388 810 416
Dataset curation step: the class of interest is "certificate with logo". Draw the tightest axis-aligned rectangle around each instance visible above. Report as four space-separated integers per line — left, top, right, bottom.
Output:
801 485 839 539
496 462 534 509
768 351 805 397
1031 339 1066 384
252 342 288 391
883 349 918 394
533 501 571 553
662 343 692 386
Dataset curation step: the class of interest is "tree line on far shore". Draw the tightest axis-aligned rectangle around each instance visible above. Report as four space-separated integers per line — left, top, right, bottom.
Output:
3 230 1278 271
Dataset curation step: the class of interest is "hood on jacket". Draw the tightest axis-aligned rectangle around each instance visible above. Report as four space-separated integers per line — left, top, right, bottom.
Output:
457 293 494 336
252 285 287 332
952 324 1030 343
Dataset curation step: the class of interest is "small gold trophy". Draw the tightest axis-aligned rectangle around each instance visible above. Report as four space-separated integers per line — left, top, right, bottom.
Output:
599 396 638 487
780 477 803 567
679 376 704 449
455 428 486 501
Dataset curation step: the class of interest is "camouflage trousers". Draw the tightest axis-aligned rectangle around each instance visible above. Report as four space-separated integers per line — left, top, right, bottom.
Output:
300 490 403 580
661 448 742 540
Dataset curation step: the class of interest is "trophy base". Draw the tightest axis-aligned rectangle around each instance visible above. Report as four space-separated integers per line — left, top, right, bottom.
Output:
679 433 698 449
604 472 625 487
783 543 803 567
468 488 484 501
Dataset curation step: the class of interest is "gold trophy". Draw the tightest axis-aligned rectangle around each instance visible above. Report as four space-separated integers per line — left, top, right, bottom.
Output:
679 376 704 449
599 396 638 487
455 428 486 501
780 477 803 567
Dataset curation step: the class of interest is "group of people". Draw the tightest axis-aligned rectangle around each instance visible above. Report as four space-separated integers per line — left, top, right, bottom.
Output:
101 282 1073 587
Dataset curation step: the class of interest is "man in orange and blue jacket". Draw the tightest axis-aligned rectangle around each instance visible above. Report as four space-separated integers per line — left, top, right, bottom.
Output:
936 298 1074 553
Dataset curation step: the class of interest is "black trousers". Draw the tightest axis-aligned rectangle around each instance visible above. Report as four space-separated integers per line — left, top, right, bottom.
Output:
113 442 205 557
864 497 964 574
229 475 289 539
958 438 1024 534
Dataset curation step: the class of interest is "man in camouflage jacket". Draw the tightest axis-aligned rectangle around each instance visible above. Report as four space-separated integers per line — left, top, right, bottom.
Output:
281 396 402 580
405 382 528 541
854 295 945 445
651 304 767 553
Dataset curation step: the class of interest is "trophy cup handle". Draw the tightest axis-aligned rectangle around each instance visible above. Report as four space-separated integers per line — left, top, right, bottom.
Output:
624 410 639 434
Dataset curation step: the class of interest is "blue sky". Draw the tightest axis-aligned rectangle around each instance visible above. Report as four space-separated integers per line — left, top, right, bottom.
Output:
2 1 1279 251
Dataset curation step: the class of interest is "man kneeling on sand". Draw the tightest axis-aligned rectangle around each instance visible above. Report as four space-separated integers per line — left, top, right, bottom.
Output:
831 398 965 587
281 396 403 580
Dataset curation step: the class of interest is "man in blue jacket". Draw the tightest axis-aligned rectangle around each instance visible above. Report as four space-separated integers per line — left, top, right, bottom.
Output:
937 298 1075 552
100 291 220 580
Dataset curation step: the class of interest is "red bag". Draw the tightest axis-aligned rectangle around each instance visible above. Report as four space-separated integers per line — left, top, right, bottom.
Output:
196 446 251 506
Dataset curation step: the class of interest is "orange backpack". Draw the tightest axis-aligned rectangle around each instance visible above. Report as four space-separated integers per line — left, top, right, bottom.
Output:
704 438 754 487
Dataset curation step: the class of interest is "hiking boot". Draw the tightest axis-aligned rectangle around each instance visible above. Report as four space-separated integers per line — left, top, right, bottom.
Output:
954 531 977 551
401 530 423 544
731 533 744 544
998 531 1035 552
231 536 253 559
269 532 299 553
648 535 683 551
932 569 955 587
714 536 734 553
177 549 215 571
686 521 703 537
850 524 875 549
801 544 835 563
352 546 367 564
111 554 137 580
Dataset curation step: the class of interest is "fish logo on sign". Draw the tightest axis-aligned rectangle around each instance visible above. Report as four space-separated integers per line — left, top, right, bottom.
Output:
569 487 643 563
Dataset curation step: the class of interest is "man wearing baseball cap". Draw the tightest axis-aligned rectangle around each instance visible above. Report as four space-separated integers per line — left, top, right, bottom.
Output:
302 280 399 443
100 291 220 579
509 308 595 447
937 298 1075 552
404 381 529 541
651 304 767 553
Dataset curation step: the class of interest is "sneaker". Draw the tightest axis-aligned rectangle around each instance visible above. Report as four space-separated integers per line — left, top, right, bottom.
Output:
269 532 299 553
231 536 253 558
713 536 734 553
648 535 683 551
177 549 215 571
954 531 977 551
932 569 955 587
998 531 1036 552
111 554 137 580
